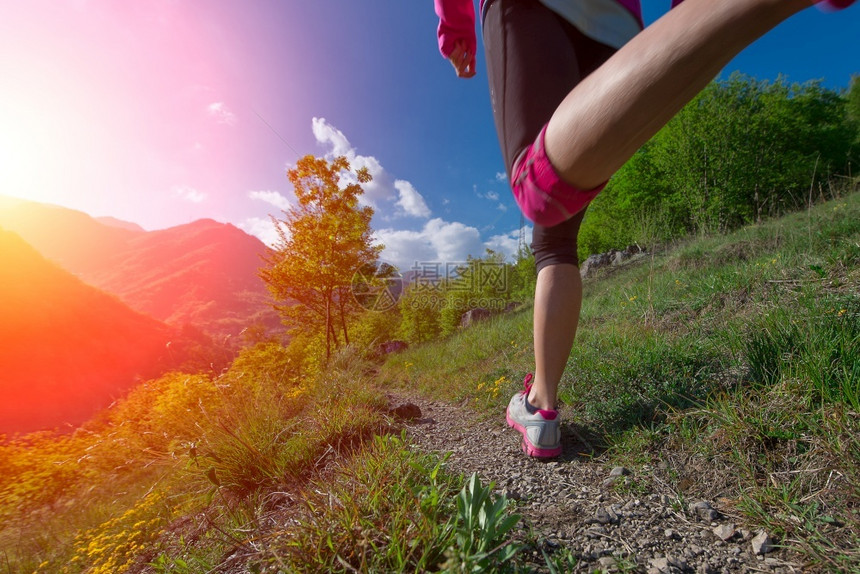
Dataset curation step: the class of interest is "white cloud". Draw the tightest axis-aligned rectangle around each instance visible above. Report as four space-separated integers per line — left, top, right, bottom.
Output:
476 189 508 211
424 218 484 262
484 225 533 260
375 217 484 272
249 190 291 211
394 180 431 218
311 117 430 218
373 229 439 271
173 185 206 203
311 117 352 157
496 172 508 182
376 218 533 272
207 102 237 126
238 216 287 247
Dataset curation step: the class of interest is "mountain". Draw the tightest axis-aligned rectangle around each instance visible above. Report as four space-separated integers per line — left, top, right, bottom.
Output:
90 218 280 340
0 195 139 278
0 196 280 340
0 229 220 434
96 216 146 232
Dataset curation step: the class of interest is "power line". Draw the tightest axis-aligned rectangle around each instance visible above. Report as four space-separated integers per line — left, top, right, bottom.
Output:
251 107 301 158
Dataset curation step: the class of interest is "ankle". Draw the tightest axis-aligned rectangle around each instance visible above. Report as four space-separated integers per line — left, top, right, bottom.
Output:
527 390 556 412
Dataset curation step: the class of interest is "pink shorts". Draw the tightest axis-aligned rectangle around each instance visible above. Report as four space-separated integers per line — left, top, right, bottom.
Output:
511 124 606 228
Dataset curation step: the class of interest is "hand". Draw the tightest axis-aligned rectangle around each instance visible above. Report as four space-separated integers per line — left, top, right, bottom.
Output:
447 40 476 78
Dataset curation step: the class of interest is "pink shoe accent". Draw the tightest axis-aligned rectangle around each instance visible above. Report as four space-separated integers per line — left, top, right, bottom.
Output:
522 372 534 392
516 373 557 419
511 125 606 228
816 0 854 10
522 440 563 458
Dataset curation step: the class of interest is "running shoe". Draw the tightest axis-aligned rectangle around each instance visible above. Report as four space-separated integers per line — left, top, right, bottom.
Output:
506 373 562 458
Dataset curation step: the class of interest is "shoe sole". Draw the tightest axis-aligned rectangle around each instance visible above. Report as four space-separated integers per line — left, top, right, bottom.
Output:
506 408 562 458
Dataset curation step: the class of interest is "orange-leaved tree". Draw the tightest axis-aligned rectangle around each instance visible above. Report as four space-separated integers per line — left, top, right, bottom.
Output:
261 155 382 360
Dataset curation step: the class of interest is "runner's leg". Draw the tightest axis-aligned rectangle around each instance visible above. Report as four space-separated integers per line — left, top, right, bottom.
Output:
544 0 811 190
483 0 616 411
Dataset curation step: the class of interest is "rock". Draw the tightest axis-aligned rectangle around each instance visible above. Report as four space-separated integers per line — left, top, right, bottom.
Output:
598 556 617 569
649 557 670 572
688 501 719 522
375 340 408 355
389 403 421 421
581 245 646 278
609 466 631 477
688 544 703 557
460 307 492 328
751 531 774 555
664 528 679 540
594 507 617 525
713 523 735 541
586 526 606 539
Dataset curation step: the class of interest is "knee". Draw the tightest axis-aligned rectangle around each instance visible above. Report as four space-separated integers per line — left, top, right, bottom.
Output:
531 215 583 275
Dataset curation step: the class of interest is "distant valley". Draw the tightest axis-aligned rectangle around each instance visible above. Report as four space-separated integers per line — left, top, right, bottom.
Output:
0 229 231 434
0 196 283 434
0 196 281 340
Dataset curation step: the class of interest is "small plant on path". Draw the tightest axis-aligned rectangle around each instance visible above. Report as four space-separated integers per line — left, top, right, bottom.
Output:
443 472 522 572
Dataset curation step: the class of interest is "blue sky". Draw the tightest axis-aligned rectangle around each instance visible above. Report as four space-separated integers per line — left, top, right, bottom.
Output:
1 1 858 272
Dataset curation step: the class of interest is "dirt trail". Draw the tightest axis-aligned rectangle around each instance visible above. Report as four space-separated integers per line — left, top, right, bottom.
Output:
397 394 805 574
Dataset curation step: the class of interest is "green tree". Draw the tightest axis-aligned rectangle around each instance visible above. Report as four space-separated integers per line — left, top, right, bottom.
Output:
261 155 382 361
439 250 511 336
846 75 860 122
846 74 860 146
397 283 443 344
350 306 402 352
508 244 537 302
579 73 858 256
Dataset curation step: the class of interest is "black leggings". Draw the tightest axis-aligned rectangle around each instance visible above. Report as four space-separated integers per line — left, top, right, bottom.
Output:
482 0 616 273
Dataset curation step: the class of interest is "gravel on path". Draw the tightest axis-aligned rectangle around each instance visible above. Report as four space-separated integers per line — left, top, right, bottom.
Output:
394 395 804 574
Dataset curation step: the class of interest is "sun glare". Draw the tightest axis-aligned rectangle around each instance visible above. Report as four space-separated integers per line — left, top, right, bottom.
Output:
0 83 102 207
0 98 51 201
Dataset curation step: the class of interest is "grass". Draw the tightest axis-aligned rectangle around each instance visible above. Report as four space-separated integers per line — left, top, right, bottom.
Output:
1 345 393 573
1 343 526 574
3 188 859 572
242 436 521 573
381 187 860 569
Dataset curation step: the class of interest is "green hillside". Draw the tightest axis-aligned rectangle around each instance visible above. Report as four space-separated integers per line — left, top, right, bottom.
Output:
2 190 858 572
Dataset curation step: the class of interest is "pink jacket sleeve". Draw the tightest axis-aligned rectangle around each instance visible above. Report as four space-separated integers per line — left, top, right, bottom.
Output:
434 0 476 60
617 0 686 28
